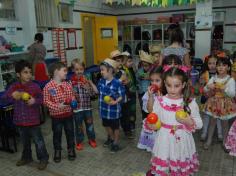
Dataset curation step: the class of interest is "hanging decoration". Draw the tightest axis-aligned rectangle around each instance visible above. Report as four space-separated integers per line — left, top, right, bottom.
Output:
104 0 206 7
55 0 60 6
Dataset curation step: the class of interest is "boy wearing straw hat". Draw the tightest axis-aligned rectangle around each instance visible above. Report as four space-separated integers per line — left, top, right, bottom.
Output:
149 44 163 67
137 51 154 120
98 58 125 153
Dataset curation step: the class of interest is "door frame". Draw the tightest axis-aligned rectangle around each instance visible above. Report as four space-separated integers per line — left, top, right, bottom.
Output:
80 13 97 66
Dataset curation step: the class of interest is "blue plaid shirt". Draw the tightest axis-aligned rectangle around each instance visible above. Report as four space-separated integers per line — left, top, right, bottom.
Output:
98 78 125 119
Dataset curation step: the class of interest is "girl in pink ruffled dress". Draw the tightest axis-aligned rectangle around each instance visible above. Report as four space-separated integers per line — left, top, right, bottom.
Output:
148 67 203 176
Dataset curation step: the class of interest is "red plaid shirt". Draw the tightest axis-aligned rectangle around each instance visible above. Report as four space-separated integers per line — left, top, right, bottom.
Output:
43 80 74 118
70 74 96 111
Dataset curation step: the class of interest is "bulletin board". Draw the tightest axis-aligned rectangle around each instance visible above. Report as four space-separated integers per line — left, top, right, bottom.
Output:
67 29 77 49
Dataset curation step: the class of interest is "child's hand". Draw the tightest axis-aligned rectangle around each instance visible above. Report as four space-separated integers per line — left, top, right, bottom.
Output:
12 91 22 100
176 114 194 127
148 86 155 96
207 83 215 90
27 97 36 106
107 99 118 106
59 102 69 109
147 123 157 131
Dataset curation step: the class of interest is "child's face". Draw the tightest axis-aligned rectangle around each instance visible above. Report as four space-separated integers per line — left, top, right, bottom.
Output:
17 67 32 83
73 63 84 75
126 59 133 68
114 56 123 69
231 71 236 80
100 65 112 79
216 63 229 76
55 67 67 80
207 57 217 72
165 76 185 99
142 62 151 72
152 53 160 62
150 73 162 88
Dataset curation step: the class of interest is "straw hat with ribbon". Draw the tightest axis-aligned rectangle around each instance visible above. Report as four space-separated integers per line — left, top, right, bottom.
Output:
149 45 162 54
110 50 122 59
139 50 153 64
102 58 119 69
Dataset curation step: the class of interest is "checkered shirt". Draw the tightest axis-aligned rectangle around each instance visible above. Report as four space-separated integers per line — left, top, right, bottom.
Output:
70 74 96 111
98 78 125 119
3 81 42 126
43 80 74 118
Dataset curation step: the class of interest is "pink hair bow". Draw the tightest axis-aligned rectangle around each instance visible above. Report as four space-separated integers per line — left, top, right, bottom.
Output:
163 65 191 73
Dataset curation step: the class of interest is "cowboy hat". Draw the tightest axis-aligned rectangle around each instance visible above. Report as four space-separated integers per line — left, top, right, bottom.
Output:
139 50 153 64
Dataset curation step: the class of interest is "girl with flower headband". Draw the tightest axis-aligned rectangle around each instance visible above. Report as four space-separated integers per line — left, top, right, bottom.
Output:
203 56 236 151
224 61 236 156
199 55 223 142
146 67 202 176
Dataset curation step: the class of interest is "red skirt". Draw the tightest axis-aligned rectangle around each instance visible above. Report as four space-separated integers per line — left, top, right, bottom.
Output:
34 63 49 81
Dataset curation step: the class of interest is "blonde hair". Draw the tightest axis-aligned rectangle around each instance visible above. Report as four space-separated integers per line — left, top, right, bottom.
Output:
71 58 85 69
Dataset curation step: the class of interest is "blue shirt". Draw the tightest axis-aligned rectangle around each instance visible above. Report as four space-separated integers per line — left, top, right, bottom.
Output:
137 68 150 94
98 78 125 119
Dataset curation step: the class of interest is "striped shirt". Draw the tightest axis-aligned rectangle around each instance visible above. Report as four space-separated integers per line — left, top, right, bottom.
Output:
98 78 125 119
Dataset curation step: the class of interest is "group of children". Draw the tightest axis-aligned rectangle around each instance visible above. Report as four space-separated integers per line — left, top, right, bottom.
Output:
3 42 236 175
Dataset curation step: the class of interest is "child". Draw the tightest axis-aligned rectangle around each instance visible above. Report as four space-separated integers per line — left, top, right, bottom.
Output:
124 55 137 133
137 66 163 152
148 67 203 175
98 58 125 153
203 57 236 150
225 62 236 156
137 50 154 120
110 50 125 79
3 60 49 170
70 59 98 150
43 62 76 162
28 33 48 82
149 44 162 67
200 55 223 141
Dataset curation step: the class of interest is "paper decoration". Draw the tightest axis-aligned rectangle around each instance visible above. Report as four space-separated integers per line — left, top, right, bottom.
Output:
104 0 206 7
55 0 60 6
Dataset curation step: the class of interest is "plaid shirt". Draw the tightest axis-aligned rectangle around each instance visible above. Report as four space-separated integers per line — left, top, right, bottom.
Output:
2 81 42 126
98 78 125 120
43 80 74 118
70 74 96 111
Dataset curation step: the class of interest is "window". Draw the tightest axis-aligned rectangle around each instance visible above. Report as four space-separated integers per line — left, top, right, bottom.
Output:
0 0 16 20
58 3 73 23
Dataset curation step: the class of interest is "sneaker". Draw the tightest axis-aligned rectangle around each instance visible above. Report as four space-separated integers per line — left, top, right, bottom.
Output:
76 143 84 151
53 150 61 163
110 144 120 153
200 134 206 142
89 140 97 148
103 138 113 147
218 136 223 143
68 149 76 161
16 159 33 166
37 160 48 170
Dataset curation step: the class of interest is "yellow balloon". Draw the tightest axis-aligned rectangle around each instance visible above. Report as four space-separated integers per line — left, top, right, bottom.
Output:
175 110 188 120
21 92 31 101
155 119 162 130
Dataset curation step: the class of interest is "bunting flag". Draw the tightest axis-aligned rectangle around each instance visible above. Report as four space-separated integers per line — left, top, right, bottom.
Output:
104 0 205 7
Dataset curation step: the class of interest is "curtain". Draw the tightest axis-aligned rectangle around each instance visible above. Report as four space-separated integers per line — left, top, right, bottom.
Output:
35 0 59 28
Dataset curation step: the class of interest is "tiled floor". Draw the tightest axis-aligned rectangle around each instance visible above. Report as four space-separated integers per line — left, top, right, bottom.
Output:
0 101 235 176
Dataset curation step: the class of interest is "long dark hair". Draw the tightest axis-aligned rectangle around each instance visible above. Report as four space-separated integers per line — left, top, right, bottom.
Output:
163 67 191 113
201 55 217 74
170 27 184 46
149 66 166 95
162 54 182 66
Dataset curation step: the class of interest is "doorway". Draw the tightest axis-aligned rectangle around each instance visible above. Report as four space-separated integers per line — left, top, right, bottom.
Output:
82 15 95 67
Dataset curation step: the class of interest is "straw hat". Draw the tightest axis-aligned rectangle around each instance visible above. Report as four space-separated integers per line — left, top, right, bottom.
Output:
139 50 153 64
121 51 130 57
149 45 162 54
232 62 236 72
110 50 122 59
102 58 119 69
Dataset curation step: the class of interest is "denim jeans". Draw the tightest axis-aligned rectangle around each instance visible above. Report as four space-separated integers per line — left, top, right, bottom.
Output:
73 110 95 144
18 126 49 161
51 117 75 150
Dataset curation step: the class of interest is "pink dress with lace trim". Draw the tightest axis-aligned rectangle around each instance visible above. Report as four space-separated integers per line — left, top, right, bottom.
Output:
225 120 236 156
